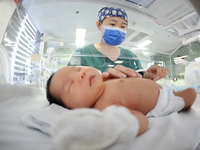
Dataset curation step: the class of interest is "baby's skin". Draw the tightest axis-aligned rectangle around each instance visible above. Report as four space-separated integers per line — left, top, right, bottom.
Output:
93 77 161 115
49 66 197 135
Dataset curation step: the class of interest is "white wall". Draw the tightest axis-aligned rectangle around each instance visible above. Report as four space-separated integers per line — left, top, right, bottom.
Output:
0 45 10 83
0 0 16 43
0 0 16 83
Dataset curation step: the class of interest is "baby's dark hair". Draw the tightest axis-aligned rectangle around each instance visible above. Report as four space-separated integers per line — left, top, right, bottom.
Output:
46 73 71 109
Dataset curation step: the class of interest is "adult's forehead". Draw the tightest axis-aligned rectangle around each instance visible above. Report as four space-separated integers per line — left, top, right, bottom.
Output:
104 17 127 24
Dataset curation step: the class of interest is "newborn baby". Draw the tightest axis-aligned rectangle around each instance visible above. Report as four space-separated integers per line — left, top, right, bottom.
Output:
46 66 197 136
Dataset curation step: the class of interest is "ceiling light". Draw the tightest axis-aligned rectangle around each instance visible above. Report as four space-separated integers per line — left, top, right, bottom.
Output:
131 47 149 51
76 28 87 47
137 40 152 48
142 51 150 56
195 57 200 62
125 0 155 8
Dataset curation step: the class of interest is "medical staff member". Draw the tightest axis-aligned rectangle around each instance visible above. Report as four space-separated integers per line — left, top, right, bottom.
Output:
68 6 169 80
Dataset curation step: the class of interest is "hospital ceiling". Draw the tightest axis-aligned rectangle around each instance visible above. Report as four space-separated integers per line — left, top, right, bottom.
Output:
22 0 200 58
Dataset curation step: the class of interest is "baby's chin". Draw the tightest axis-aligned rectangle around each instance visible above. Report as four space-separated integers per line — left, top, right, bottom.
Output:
71 103 94 109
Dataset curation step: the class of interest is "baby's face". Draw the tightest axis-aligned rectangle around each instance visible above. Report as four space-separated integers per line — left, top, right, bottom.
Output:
50 66 104 109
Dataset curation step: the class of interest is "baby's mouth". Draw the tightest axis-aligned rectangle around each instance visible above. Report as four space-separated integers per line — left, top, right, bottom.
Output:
89 75 95 86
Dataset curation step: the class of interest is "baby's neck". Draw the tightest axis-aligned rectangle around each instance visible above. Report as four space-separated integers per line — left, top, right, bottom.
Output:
92 80 118 110
91 83 106 109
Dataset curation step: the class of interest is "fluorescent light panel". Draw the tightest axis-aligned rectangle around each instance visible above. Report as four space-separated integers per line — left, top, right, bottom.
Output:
76 28 87 47
142 51 150 56
126 0 155 8
137 40 152 47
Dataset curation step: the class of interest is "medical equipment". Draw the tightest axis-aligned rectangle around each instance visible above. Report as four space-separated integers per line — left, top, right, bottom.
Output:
185 62 200 86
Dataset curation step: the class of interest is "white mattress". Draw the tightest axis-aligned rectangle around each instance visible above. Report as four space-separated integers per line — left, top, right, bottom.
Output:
1 83 200 150
0 83 53 150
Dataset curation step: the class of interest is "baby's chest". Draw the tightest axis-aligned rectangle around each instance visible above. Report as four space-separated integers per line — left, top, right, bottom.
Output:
102 87 130 106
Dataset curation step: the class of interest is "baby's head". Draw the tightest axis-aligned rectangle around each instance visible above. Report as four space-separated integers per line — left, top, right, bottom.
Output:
46 66 104 109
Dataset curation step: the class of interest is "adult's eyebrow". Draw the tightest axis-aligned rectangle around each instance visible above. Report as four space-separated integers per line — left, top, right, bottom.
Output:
109 19 127 26
122 22 127 25
109 19 117 23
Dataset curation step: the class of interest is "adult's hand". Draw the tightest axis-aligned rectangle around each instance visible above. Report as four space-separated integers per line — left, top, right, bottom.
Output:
143 65 169 81
102 65 142 81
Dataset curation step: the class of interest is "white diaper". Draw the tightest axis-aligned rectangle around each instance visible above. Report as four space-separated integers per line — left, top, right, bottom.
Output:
146 85 185 117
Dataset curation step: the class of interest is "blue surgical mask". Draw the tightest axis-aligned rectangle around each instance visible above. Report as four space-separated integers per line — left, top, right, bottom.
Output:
102 25 127 46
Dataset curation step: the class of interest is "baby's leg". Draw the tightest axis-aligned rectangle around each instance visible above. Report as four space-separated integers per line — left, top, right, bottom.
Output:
173 88 197 110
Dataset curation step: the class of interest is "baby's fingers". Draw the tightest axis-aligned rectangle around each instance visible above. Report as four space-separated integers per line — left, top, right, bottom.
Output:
107 67 127 78
114 65 142 78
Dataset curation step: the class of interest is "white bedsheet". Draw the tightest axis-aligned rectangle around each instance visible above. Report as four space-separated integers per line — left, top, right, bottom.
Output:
132 108 200 150
21 104 68 135
22 104 140 150
51 101 200 150
21 94 200 150
1 83 200 150
0 84 53 150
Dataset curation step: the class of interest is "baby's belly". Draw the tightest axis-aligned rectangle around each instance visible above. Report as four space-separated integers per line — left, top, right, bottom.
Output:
107 78 161 114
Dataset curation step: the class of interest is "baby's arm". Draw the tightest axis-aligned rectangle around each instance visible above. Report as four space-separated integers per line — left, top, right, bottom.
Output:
129 109 149 136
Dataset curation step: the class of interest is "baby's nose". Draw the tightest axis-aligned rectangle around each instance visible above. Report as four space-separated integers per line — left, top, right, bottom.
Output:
78 71 86 80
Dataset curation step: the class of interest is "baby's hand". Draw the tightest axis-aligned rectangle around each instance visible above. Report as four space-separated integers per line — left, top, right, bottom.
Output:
107 65 142 79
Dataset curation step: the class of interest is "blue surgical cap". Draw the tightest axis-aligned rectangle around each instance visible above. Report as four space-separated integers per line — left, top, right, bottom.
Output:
98 7 128 23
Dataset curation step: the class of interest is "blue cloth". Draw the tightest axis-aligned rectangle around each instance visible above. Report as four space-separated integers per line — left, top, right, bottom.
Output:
98 7 128 23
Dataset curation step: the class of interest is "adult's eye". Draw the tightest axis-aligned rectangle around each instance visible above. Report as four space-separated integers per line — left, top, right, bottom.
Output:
121 26 126 29
109 23 115 26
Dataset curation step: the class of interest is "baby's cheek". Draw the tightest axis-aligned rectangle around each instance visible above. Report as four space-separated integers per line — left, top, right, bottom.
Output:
76 93 92 107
